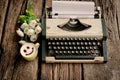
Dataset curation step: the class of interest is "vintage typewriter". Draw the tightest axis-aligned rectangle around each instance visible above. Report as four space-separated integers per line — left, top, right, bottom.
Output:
41 1 107 63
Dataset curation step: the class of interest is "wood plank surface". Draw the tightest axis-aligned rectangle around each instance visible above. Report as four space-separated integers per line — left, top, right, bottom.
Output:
0 0 120 80
0 0 42 80
83 0 120 80
0 0 9 42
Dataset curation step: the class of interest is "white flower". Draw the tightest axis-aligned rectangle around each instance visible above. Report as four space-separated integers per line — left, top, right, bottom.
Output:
16 28 24 37
30 34 38 42
35 25 42 34
29 20 37 28
27 29 35 36
24 28 29 35
21 23 29 30
19 40 26 45
36 19 40 22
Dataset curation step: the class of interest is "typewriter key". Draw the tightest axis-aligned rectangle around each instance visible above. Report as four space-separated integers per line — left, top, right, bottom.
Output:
82 38 85 41
65 46 69 49
48 46 52 49
52 42 55 45
55 51 59 53
61 46 65 49
90 46 93 49
63 51 67 53
75 51 79 54
85 42 88 45
81 46 85 49
87 51 91 54
71 51 74 54
57 47 60 49
89 42 92 45
81 42 84 45
97 42 101 46
68 42 72 45
80 51 83 54
69 46 73 49
59 51 62 54
93 46 97 49
84 51 87 54
48 42 51 45
67 38 70 40
94 38 97 40
64 42 68 45
60 42 64 45
75 38 78 40
59 38 62 40
76 42 80 45
56 42 60 45
79 38 81 40
50 38 53 40
73 46 77 49
77 46 81 49
49 50 54 55
86 38 89 41
68 51 71 54
70 38 74 40
72 42 76 45
53 46 57 49
93 42 96 45
90 38 94 40
62 38 66 40
54 38 57 40
86 46 89 49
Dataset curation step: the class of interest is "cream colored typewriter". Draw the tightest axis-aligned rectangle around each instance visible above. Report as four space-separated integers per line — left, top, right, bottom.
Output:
41 1 107 63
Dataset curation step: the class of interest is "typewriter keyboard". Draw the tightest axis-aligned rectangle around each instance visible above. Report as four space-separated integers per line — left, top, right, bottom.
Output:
47 37 103 59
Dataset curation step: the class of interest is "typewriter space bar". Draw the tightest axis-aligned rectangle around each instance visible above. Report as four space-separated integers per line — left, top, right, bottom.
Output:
55 56 94 59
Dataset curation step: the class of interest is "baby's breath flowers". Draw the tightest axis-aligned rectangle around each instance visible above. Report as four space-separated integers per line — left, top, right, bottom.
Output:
16 28 24 37
29 20 37 28
30 34 38 42
21 23 29 29
35 25 42 34
16 20 42 42
16 4 42 42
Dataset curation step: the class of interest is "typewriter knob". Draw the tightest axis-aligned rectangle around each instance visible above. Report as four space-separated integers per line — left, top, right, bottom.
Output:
69 18 78 25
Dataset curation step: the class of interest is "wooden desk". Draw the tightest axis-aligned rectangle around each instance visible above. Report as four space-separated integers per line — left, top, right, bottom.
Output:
0 0 120 80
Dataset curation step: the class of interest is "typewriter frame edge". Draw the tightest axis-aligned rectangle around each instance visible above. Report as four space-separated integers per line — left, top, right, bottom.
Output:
41 6 107 63
101 19 107 63
41 7 47 62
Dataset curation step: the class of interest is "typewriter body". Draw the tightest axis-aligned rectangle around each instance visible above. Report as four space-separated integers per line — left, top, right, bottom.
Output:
41 1 107 63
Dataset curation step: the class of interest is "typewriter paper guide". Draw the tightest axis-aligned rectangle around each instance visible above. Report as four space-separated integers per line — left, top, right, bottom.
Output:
46 19 103 39
52 1 95 18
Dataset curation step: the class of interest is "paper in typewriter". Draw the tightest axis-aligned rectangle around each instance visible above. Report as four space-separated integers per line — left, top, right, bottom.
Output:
52 1 95 18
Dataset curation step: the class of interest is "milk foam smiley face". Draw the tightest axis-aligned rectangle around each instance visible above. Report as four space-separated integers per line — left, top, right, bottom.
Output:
20 43 39 61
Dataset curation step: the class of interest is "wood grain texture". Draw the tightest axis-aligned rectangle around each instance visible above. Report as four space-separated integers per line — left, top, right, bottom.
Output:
0 0 25 79
69 64 82 80
11 0 43 80
0 0 120 80
0 0 9 42
0 0 42 80
83 0 120 80
41 63 53 80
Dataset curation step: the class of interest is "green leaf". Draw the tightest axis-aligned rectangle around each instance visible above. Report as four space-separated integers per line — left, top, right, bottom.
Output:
18 2 37 24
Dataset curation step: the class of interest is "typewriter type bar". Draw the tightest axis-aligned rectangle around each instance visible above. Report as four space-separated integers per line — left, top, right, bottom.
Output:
41 1 107 63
